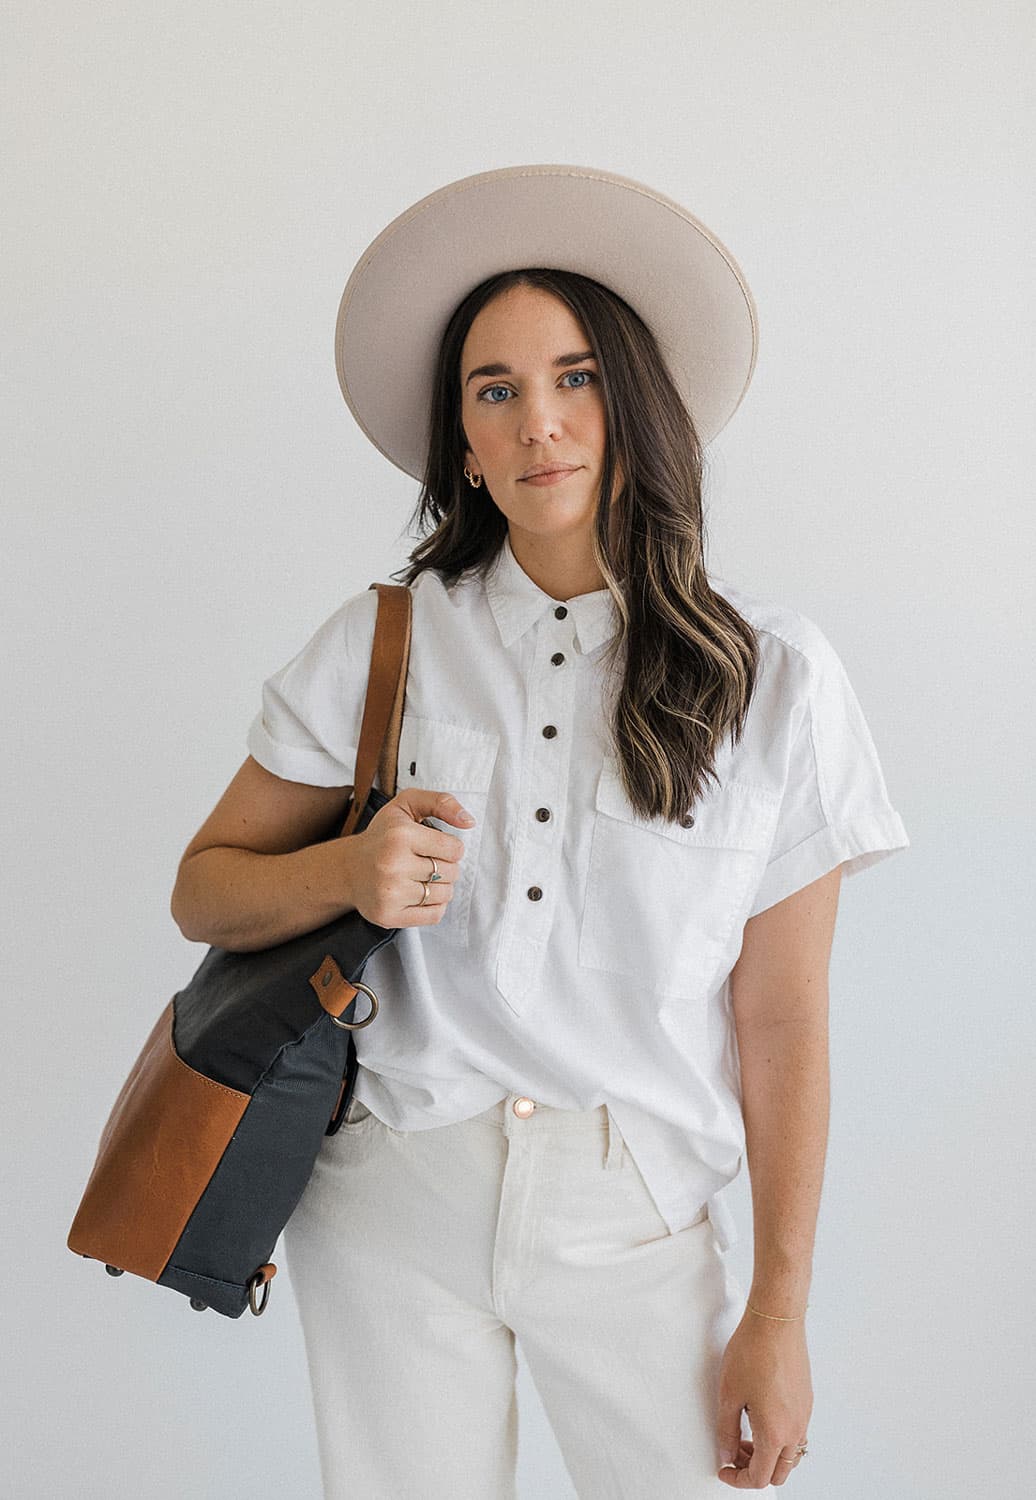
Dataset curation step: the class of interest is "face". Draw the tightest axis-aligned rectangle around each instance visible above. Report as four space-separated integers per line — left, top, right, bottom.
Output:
460 284 621 550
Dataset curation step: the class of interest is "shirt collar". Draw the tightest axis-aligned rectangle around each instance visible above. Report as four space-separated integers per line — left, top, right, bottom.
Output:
484 533 620 655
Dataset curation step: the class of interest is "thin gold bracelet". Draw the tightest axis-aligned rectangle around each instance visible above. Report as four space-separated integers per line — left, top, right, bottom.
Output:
746 1301 809 1321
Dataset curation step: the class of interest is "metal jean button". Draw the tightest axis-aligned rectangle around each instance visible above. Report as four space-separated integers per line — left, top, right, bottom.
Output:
512 1096 536 1118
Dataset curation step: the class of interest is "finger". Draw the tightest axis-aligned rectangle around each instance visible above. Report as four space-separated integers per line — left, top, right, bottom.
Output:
716 1434 758 1482
716 1438 753 1484
719 1426 777 1490
770 1448 801 1486
715 1413 744 1474
412 855 457 887
414 820 469 864
413 791 476 831
747 1438 785 1489
410 829 463 880
408 875 452 910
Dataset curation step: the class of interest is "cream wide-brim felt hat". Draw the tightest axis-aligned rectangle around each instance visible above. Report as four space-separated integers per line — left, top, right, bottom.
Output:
334 163 759 481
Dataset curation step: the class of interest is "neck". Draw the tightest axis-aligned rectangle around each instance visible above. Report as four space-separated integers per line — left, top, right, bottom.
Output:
507 528 608 601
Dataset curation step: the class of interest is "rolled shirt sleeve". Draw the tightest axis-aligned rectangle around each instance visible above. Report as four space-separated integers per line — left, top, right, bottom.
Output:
746 625 910 918
246 587 378 787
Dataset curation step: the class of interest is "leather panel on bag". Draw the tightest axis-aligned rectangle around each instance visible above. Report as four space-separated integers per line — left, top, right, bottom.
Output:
66 999 249 1281
308 954 361 1018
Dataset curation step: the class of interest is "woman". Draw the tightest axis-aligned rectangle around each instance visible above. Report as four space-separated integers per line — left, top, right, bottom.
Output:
171 166 909 1498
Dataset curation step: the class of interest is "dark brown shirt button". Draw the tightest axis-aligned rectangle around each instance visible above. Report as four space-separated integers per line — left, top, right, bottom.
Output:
527 886 543 901
680 812 696 827
535 807 550 822
542 724 558 739
554 605 568 619
550 652 565 666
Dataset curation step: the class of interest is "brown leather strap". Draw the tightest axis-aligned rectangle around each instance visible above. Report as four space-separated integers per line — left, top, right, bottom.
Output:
338 583 412 837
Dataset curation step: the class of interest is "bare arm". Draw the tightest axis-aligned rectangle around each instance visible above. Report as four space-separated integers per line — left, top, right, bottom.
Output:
170 756 361 952
170 754 472 953
728 864 842 1315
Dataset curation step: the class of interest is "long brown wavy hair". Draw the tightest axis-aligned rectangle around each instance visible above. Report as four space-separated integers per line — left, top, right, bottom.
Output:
390 267 760 824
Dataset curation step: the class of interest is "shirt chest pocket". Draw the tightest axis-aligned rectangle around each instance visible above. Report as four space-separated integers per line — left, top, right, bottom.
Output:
395 715 500 948
578 758 779 998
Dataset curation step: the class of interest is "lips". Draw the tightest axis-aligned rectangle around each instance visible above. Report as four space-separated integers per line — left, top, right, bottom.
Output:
520 465 578 480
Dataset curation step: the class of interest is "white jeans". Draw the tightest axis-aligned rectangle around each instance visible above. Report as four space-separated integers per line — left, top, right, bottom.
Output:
283 1090 747 1500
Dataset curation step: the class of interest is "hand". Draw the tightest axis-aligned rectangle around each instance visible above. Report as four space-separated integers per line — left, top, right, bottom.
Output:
715 1315 813 1488
349 788 476 929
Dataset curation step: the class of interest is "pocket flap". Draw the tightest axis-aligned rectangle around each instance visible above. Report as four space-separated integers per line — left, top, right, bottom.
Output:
398 716 500 796
593 757 776 851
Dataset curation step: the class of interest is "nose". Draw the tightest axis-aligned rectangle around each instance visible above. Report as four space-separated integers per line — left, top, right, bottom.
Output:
518 385 564 446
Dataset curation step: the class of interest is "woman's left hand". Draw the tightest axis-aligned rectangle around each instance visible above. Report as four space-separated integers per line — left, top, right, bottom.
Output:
714 1314 813 1487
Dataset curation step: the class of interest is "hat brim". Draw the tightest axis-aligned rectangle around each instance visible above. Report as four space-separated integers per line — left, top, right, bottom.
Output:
335 163 758 480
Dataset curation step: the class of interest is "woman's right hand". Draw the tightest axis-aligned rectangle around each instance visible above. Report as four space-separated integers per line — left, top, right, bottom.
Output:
349 789 476 929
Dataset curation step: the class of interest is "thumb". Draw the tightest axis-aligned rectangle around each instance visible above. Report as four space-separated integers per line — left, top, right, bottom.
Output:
715 1401 744 1470
395 787 477 828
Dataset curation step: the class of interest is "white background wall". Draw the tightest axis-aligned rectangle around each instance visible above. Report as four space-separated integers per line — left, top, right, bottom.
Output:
4 3 1032 1496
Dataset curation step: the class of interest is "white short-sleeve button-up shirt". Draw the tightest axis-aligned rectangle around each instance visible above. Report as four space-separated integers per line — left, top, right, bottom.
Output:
246 533 909 1252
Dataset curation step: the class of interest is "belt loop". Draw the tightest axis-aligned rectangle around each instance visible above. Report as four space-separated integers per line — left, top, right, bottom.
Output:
604 1105 623 1170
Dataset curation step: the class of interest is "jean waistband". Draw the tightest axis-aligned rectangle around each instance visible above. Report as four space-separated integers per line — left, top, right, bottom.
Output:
484 1095 624 1169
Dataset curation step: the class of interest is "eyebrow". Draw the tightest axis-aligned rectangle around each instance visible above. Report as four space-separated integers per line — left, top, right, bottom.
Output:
464 350 597 387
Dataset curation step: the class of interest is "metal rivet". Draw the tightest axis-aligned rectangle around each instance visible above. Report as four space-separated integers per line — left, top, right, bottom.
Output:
321 970 333 987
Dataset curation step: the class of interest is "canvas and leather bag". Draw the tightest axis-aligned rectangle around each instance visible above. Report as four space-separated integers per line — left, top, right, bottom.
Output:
67 582 412 1320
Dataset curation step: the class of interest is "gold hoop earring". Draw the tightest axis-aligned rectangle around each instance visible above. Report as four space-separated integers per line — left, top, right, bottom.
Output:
463 466 482 489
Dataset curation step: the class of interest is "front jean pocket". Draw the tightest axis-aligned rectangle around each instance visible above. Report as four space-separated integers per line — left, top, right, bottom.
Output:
338 1093 375 1128
394 715 500 948
578 756 779 998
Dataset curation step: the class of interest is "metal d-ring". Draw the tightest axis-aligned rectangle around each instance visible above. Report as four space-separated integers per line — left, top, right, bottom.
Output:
248 1271 271 1316
329 980 379 1030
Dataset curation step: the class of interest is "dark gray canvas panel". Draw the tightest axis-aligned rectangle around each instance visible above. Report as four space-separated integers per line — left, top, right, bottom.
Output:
161 1014 351 1313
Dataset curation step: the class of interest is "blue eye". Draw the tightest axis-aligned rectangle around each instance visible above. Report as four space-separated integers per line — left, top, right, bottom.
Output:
476 370 597 403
